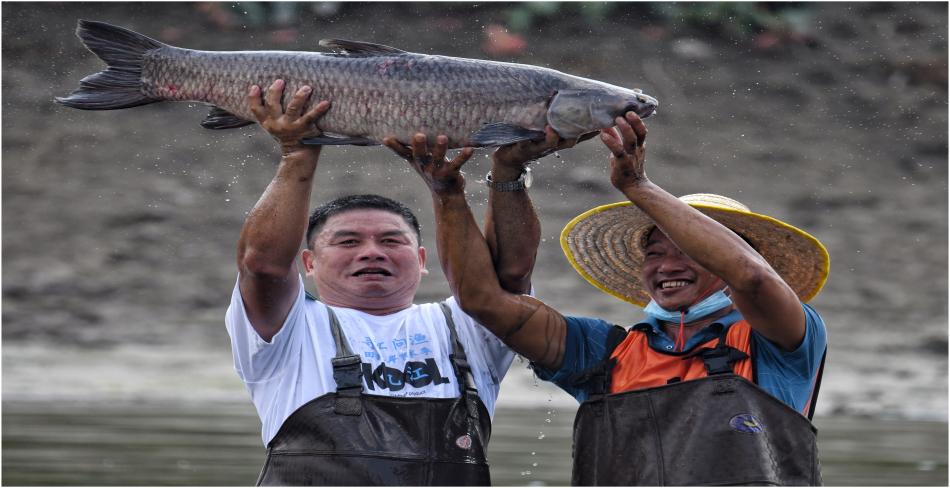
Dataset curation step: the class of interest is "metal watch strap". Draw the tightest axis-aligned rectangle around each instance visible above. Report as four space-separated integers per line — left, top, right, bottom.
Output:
487 178 526 192
486 168 529 192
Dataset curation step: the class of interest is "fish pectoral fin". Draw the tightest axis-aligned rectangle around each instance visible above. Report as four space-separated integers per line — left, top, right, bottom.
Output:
301 134 380 146
469 123 546 147
319 39 407 56
200 107 255 130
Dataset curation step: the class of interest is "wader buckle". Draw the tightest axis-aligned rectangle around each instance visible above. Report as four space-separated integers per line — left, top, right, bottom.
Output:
450 354 480 419
686 344 749 376
332 354 363 415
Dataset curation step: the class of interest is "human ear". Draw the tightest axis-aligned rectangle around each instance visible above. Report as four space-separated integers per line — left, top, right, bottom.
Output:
418 246 428 276
301 249 317 275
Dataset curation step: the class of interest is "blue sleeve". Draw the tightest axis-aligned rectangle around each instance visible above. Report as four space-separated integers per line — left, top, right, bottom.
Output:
751 303 827 414
531 316 615 403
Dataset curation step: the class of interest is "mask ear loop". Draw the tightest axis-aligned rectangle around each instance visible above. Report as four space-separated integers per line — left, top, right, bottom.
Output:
675 279 729 352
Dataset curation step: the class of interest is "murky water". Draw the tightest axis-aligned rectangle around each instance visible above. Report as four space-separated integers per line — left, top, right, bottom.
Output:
2 400 946 486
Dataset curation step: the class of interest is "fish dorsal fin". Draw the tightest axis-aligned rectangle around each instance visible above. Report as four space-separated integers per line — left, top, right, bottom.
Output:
319 39 406 56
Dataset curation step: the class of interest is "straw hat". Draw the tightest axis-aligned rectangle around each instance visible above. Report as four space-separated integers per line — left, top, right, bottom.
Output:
560 193 830 307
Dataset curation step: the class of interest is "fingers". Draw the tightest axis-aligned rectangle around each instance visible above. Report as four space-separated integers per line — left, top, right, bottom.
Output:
615 115 639 150
300 100 331 125
285 85 312 118
625 112 647 147
264 79 285 117
410 133 432 165
450 147 475 171
600 127 625 157
431 135 449 163
397 133 469 172
601 112 648 159
247 85 265 122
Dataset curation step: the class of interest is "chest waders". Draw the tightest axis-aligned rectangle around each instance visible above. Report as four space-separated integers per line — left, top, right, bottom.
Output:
571 325 824 486
256 303 492 486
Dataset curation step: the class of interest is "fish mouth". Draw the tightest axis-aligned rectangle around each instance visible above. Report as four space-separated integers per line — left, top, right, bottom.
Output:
626 100 657 119
352 268 393 277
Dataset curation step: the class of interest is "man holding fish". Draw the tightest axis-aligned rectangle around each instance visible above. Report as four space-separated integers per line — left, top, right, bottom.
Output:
410 112 830 485
226 79 576 485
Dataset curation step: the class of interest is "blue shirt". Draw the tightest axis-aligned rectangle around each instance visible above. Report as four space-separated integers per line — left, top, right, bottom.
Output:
533 303 827 414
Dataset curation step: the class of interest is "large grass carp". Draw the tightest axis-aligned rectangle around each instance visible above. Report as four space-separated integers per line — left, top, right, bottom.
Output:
56 20 658 148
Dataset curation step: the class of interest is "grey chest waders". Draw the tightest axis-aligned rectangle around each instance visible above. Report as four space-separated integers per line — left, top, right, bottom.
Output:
257 303 492 486
570 326 824 486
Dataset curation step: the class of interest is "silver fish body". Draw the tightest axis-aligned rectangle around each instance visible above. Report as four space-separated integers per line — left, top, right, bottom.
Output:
57 21 658 148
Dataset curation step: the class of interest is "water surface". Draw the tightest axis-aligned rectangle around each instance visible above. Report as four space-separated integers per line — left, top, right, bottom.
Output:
2 400 946 485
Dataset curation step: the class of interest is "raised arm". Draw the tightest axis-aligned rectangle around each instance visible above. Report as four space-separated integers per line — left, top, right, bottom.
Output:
385 134 568 370
482 129 580 293
603 113 805 350
236 79 330 341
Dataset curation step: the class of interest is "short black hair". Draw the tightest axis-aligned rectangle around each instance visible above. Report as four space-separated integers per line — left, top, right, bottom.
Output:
306 194 421 249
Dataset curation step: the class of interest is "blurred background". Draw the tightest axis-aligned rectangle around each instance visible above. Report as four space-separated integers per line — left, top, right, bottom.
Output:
2 2 947 485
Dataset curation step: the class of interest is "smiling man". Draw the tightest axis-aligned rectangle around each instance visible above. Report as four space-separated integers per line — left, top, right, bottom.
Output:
419 111 831 485
226 79 570 485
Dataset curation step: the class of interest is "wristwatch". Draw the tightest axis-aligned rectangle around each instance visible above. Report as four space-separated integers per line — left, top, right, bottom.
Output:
486 167 532 192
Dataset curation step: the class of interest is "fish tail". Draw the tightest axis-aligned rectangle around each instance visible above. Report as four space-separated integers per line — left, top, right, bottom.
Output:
55 20 164 110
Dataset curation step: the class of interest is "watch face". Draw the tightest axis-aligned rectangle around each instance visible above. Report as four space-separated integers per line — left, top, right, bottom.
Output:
523 167 533 188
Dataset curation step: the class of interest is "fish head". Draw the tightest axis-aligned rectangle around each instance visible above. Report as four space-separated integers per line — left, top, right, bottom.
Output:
547 88 658 139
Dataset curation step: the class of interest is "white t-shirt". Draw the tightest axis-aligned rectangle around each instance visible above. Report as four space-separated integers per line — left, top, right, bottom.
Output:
225 275 515 446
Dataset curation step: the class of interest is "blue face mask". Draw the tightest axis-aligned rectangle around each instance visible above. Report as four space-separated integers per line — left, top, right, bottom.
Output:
643 289 733 323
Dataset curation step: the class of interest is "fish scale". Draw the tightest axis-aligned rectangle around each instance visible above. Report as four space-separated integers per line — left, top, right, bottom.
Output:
57 20 658 148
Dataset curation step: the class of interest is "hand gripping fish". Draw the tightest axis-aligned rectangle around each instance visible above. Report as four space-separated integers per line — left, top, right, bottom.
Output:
56 20 658 148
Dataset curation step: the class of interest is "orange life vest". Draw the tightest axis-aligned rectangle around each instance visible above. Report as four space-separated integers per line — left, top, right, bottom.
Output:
609 320 754 394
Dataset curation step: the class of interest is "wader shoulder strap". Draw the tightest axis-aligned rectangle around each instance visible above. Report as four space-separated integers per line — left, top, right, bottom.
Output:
438 301 481 419
804 347 827 420
566 324 629 399
683 325 749 376
326 307 364 416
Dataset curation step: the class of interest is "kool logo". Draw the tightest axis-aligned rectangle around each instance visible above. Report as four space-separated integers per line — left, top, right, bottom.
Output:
361 358 451 391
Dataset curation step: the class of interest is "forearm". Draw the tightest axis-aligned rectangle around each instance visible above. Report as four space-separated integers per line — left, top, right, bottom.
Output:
622 181 769 288
237 148 321 278
484 162 540 294
434 189 505 315
434 187 564 367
